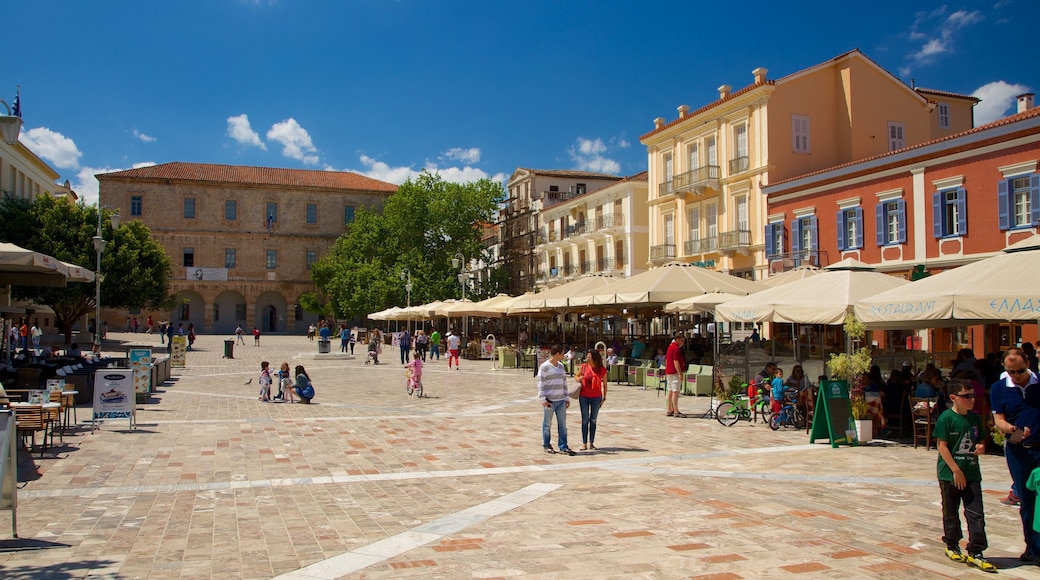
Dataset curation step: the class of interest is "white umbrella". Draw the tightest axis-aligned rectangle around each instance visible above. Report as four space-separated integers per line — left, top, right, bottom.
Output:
760 265 820 288
663 291 744 314
58 260 96 283
573 262 763 307
715 258 910 325
507 276 617 311
855 234 1040 328
0 242 71 287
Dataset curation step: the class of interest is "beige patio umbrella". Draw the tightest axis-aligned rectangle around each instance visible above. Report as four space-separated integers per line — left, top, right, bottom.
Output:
575 262 763 307
663 291 743 314
58 260 96 283
855 234 1040 328
507 275 617 311
760 265 820 288
0 242 72 287
715 258 909 325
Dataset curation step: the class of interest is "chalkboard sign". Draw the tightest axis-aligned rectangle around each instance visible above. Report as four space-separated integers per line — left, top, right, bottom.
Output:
809 380 857 448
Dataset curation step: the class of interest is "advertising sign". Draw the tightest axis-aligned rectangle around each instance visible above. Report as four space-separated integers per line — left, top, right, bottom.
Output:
171 336 188 368
129 348 153 398
92 368 135 430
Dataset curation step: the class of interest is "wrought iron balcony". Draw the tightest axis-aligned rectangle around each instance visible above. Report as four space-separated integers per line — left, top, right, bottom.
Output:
564 222 589 238
673 165 721 194
650 244 677 260
595 212 625 230
658 179 675 197
728 156 749 175
683 237 718 255
718 229 751 250
767 250 828 270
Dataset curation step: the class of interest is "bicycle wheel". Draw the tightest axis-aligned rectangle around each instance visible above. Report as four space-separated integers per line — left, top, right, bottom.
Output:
756 401 771 422
716 402 739 426
415 380 423 398
793 408 806 430
769 414 781 431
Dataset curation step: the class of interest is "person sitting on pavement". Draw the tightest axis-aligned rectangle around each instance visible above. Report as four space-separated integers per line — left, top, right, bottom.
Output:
294 365 315 404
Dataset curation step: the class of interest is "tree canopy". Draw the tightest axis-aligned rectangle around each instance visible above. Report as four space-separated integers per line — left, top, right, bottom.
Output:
307 171 503 320
0 195 173 342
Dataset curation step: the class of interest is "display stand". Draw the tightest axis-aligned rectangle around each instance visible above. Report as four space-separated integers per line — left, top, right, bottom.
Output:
0 410 17 537
809 380 857 448
92 369 136 431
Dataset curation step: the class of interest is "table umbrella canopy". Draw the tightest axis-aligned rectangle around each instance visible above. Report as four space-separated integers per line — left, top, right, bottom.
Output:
715 258 909 325
854 234 1040 328
0 242 73 287
435 293 517 317
663 291 744 314
571 262 763 307
368 306 402 321
507 276 617 312
59 260 96 283
760 265 820 287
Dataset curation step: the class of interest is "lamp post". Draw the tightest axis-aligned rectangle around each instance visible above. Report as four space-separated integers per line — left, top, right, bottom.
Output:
451 253 472 301
400 267 412 333
0 93 23 146
92 207 121 347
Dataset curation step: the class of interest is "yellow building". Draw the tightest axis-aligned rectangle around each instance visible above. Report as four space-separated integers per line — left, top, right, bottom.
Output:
97 162 396 334
639 49 977 280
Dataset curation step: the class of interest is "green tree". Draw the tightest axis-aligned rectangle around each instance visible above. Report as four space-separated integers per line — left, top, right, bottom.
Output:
0 195 174 344
309 171 503 320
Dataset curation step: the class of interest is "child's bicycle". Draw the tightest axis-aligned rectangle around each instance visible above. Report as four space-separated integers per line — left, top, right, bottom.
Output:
770 388 805 430
716 383 772 426
405 369 424 398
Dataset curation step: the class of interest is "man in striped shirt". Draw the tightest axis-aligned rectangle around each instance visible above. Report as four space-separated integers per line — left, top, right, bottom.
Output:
538 344 575 456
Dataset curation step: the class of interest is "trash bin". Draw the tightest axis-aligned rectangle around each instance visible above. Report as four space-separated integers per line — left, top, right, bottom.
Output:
318 340 330 354
223 339 234 359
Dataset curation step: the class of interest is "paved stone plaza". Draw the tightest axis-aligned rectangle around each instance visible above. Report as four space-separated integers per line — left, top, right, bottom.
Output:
2 332 1040 579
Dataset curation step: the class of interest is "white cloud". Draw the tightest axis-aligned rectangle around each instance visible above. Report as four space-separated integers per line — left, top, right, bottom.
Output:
266 118 318 164
569 137 621 174
226 114 266 150
908 9 983 66
132 129 156 143
20 127 82 170
973 80 1031 125
338 155 505 186
443 147 481 164
74 162 156 207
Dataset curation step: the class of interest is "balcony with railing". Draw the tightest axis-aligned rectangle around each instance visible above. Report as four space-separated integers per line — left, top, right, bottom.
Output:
596 256 624 273
564 222 589 238
658 179 675 198
728 156 749 175
595 212 625 230
767 249 828 272
563 263 577 277
683 237 718 255
650 244 677 261
673 165 721 195
542 190 580 207
718 229 752 255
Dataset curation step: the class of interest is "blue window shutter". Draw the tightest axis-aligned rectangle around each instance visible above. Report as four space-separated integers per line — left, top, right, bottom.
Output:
791 219 802 266
875 203 885 246
854 207 864 249
836 210 846 251
778 223 785 256
932 191 943 238
896 199 907 244
998 179 1010 230
1031 175 1040 225
956 187 967 235
809 216 818 253
765 223 776 258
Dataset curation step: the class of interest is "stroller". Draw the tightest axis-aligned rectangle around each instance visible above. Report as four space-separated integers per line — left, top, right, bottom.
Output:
366 341 379 365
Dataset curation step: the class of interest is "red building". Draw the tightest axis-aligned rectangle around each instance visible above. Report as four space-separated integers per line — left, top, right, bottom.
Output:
763 95 1040 359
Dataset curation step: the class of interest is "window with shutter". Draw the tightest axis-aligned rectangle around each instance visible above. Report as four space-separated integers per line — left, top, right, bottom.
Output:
888 123 905 151
792 115 810 153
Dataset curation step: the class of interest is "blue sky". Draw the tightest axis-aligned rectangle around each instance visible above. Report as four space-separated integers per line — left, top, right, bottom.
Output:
5 0 1038 205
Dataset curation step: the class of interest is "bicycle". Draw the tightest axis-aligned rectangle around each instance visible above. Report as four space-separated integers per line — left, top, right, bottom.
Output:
716 384 772 426
405 369 424 398
770 388 804 430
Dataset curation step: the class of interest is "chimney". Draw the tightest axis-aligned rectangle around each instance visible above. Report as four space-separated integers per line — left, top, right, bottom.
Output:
653 117 665 129
677 104 690 119
718 84 732 100
1018 93 1035 113
752 67 768 84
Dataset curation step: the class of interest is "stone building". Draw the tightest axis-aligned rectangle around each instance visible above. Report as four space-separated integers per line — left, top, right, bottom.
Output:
96 162 396 334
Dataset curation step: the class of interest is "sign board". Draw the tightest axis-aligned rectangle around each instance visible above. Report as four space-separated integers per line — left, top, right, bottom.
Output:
480 339 497 359
0 410 16 537
170 336 187 368
809 379 857 448
129 348 153 398
92 368 135 430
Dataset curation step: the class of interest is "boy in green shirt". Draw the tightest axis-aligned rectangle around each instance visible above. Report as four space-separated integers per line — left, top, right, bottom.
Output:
934 378 995 572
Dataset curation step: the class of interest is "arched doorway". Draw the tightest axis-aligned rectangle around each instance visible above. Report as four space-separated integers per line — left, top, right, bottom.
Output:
255 291 287 333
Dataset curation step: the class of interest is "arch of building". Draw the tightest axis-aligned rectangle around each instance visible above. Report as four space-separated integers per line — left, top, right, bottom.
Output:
170 290 206 333
212 290 248 335
255 291 287 333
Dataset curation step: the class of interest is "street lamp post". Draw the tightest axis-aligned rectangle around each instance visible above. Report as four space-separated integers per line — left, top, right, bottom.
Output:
451 253 471 301
93 207 120 347
400 267 412 333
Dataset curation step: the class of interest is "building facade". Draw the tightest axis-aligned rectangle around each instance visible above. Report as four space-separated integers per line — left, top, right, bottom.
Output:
536 171 649 287
764 96 1040 352
97 162 396 334
639 50 977 281
499 168 622 294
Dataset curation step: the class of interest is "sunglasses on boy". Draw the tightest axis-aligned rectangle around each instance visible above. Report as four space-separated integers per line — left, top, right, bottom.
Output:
952 392 976 399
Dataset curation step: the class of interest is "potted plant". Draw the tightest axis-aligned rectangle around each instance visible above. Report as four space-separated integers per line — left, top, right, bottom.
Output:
851 395 872 443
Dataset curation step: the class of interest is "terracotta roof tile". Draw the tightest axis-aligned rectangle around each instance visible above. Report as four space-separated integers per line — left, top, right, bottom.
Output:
914 87 981 102
639 81 774 141
515 168 623 180
97 162 397 192
767 106 1040 190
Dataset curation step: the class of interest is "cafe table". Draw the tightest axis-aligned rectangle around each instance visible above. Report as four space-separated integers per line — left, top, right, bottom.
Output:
11 401 62 446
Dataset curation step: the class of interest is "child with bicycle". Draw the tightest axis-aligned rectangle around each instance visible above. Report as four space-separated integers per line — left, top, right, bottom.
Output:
770 367 786 413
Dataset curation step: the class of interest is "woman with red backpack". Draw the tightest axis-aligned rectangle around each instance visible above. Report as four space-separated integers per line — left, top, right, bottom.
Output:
576 350 608 451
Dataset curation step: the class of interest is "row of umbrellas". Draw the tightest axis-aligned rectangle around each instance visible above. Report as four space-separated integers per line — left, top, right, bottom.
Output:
0 242 94 286
371 234 1040 330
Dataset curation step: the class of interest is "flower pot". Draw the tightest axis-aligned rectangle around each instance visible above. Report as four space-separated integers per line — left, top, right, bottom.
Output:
854 419 872 443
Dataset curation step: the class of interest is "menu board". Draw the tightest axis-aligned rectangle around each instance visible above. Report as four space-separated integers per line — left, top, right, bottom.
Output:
170 336 187 368
129 348 152 398
809 379 857 448
92 369 135 430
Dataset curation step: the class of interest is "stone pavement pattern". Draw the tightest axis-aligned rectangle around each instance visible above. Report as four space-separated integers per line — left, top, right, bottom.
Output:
1 332 1039 579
